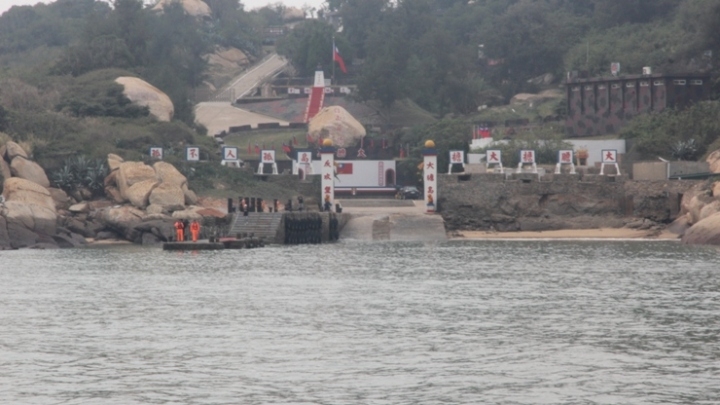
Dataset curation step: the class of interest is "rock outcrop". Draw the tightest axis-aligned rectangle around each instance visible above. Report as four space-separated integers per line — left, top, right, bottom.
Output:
682 213 720 245
1 177 57 248
152 0 211 17
0 143 223 249
308 106 366 148
115 77 174 122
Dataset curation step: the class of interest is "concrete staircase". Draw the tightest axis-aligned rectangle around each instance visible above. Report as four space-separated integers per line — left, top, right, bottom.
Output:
229 212 284 242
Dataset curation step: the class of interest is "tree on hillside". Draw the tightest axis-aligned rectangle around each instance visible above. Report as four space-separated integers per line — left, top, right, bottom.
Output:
276 20 349 77
204 0 262 55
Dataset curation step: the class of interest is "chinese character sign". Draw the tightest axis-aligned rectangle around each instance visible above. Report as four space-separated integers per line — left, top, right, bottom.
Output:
487 150 501 164
320 150 334 209
222 147 238 160
520 150 535 164
558 150 573 164
298 151 311 163
186 147 199 161
601 149 617 163
150 147 163 160
261 150 275 164
423 154 437 213
449 150 464 164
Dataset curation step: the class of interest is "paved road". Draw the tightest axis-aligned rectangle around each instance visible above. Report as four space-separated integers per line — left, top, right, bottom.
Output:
195 53 289 136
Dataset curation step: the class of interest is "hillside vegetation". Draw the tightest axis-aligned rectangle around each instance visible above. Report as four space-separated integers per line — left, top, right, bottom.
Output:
1 0 720 194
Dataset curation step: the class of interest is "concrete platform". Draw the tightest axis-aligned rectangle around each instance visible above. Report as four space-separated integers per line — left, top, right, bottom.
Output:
338 199 447 242
162 238 265 250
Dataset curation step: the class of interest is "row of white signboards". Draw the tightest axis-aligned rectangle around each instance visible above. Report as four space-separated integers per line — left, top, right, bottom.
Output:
480 149 618 165
149 147 245 161
150 147 619 166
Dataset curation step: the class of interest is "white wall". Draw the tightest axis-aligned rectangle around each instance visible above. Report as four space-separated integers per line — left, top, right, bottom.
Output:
293 159 397 189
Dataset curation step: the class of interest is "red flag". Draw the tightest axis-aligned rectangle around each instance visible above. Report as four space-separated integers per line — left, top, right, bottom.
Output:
293 135 298 145
254 144 260 154
333 45 347 74
336 162 353 174
399 147 405 158
247 142 251 154
282 142 291 153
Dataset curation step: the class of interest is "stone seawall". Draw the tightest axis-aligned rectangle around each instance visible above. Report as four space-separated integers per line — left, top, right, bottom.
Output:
438 173 702 232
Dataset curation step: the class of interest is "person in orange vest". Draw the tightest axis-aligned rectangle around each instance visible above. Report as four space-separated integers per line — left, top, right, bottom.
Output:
174 219 185 242
190 220 201 242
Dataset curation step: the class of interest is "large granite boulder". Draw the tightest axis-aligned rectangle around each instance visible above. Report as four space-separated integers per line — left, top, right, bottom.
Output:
308 106 366 148
115 77 174 122
48 187 72 211
0 152 12 180
108 153 124 171
4 141 28 160
97 205 145 242
687 192 714 225
125 178 158 208
184 188 198 205
116 161 157 202
153 161 187 187
152 0 211 17
9 156 50 187
148 182 185 211
682 212 720 246
1 177 57 248
706 149 720 173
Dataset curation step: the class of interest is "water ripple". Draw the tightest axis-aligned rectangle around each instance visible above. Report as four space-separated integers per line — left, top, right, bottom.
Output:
1 241 719 404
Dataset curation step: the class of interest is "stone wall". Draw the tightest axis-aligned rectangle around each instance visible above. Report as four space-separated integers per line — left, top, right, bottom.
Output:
438 173 701 231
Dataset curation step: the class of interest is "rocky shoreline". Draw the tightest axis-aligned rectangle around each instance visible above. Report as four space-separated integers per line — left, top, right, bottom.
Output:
1 142 229 250
4 139 720 249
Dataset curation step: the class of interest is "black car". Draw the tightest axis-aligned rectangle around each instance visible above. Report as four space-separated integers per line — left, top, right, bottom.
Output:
400 186 421 200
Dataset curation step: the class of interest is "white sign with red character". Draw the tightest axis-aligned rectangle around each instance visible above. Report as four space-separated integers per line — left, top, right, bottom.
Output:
222 146 238 161
186 147 199 161
517 149 538 174
261 150 275 164
555 150 576 174
150 147 163 160
486 149 503 173
599 149 621 176
448 150 466 174
257 150 278 174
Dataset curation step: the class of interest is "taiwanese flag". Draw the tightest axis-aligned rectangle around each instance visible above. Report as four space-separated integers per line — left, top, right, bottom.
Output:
333 44 347 74
336 162 353 174
282 142 292 153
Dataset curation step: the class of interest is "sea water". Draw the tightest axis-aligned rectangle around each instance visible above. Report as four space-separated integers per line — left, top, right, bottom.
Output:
1 240 718 404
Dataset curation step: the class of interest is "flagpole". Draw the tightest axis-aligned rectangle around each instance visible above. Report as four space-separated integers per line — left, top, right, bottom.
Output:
331 36 335 84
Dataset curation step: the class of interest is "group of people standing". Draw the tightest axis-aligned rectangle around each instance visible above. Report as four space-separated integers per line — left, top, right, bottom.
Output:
174 219 201 242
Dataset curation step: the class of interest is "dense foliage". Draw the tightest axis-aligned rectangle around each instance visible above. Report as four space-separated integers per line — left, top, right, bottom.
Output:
620 101 720 160
1 0 720 183
278 0 720 115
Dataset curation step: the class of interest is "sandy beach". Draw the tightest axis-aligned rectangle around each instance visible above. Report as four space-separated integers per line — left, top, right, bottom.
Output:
452 228 680 240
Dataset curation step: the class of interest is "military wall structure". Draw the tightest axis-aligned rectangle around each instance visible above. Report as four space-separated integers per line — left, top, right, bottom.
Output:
566 73 711 137
438 173 701 232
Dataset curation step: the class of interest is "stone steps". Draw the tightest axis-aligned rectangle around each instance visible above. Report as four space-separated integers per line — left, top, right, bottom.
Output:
229 212 284 242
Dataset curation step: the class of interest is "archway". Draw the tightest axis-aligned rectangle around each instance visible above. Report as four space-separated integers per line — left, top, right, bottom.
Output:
385 169 396 186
